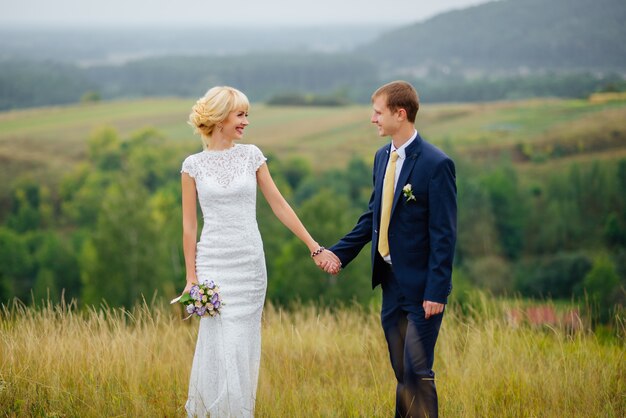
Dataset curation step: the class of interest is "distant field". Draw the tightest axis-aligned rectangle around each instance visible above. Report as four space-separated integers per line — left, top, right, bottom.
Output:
1 97 625 191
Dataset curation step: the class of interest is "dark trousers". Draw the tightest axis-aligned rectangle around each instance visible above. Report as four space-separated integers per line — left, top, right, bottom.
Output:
380 264 443 418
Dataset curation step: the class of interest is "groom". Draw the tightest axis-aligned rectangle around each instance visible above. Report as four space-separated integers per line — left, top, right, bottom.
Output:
326 81 456 417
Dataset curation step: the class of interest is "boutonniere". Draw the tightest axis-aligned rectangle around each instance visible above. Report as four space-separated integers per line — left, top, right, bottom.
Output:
402 184 416 202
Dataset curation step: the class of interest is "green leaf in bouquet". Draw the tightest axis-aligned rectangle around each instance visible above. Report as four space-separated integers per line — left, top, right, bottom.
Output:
179 293 193 304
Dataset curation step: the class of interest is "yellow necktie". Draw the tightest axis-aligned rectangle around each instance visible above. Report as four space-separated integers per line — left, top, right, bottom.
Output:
378 150 398 258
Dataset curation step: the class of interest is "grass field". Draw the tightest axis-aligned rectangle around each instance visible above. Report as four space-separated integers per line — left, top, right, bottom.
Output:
1 98 625 416
1 97 625 191
0 298 623 417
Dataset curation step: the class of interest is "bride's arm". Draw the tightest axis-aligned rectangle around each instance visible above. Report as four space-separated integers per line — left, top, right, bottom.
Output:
256 163 340 271
181 172 198 294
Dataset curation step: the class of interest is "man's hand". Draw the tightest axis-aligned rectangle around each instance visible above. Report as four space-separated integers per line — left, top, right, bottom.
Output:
423 300 445 319
313 249 341 275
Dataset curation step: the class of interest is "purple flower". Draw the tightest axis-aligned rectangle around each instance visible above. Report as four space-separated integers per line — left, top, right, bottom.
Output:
190 285 201 301
179 280 223 319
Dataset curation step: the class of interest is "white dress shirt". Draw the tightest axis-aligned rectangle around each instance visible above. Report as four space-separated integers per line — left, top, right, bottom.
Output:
383 129 418 264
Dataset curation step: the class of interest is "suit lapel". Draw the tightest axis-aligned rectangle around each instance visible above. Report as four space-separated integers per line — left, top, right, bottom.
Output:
374 144 391 221
391 135 422 217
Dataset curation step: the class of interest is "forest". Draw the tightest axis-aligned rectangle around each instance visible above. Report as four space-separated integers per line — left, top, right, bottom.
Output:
365 0 626 71
2 0 626 110
2 57 625 111
0 98 624 325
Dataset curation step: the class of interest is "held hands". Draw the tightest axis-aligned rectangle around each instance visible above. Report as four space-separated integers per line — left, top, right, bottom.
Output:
312 248 341 275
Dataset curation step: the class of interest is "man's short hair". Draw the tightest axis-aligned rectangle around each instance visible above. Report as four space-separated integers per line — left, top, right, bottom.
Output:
372 81 419 123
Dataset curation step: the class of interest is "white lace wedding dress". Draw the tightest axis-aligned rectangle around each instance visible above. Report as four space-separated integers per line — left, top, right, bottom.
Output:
181 143 268 418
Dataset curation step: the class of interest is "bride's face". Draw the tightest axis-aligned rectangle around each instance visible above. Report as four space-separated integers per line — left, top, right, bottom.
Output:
222 108 249 140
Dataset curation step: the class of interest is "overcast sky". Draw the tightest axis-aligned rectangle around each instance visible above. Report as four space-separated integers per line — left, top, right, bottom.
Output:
1 0 496 27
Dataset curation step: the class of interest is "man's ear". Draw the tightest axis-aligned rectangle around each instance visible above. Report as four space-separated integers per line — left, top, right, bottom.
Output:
396 108 407 121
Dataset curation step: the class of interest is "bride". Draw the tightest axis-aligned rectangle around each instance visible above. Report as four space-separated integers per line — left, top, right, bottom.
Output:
179 86 340 417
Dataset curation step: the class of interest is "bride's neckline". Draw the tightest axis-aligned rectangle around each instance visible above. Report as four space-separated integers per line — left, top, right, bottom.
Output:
203 144 239 154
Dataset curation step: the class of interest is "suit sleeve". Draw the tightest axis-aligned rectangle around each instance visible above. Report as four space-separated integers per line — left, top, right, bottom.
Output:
329 190 375 267
424 158 457 303
329 153 380 267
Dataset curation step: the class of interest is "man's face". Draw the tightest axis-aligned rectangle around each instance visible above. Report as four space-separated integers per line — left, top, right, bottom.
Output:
371 95 400 137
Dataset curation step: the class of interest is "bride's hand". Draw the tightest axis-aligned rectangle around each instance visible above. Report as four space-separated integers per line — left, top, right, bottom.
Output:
171 280 196 304
313 250 341 275
183 280 196 295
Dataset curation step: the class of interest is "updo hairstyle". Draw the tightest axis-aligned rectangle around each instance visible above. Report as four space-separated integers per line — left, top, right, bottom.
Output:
188 86 250 149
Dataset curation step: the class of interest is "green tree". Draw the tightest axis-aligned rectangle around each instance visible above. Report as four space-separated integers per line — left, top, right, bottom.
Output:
604 212 625 247
80 177 169 307
80 91 101 103
60 128 124 227
282 157 312 191
583 255 620 303
27 230 81 302
32 269 58 304
456 173 501 262
6 179 54 232
343 156 372 208
582 254 620 322
257 160 295 275
148 182 184 298
60 165 111 227
293 156 370 208
0 227 31 301
465 256 512 295
617 159 626 192
268 189 370 305
124 128 173 192
88 126 122 171
515 252 592 298
481 166 526 259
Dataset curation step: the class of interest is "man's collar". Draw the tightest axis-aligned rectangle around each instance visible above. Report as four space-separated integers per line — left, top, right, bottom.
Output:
390 130 418 159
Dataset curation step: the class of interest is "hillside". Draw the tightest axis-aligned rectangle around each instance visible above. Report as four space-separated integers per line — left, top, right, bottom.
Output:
1 99 624 321
1 97 625 195
361 0 626 73
2 0 626 110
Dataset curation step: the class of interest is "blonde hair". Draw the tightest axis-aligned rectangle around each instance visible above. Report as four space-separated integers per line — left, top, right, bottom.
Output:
188 86 250 149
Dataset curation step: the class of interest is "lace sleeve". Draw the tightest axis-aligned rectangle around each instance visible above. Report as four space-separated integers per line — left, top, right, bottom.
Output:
181 155 196 178
250 145 267 172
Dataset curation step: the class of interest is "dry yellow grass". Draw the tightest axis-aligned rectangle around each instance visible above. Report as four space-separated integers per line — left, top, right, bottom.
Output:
0 297 623 417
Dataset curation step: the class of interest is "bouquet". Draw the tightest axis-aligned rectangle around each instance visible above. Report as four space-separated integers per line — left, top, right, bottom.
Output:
170 280 223 319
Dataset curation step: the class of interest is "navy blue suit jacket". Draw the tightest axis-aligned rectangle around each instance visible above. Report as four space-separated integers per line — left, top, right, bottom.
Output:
330 133 457 304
